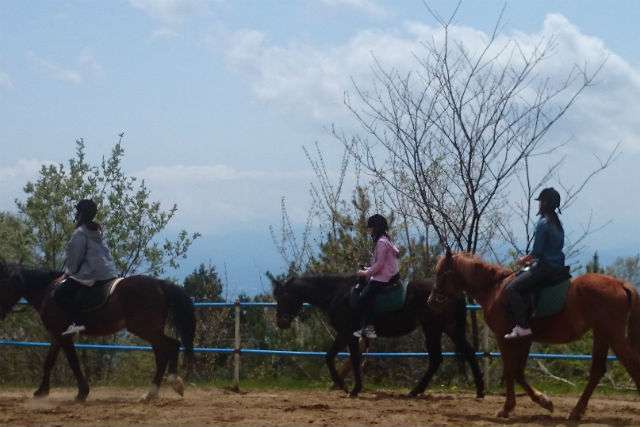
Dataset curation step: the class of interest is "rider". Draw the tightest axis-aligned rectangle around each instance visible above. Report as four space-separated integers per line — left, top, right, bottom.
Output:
56 199 118 336
354 214 400 340
504 187 566 339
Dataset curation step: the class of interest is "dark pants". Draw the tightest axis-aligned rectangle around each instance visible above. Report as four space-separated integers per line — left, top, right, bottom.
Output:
505 263 559 329
358 274 400 329
55 278 85 324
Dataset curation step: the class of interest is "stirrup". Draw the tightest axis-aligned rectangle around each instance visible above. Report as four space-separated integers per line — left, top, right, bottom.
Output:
62 323 86 336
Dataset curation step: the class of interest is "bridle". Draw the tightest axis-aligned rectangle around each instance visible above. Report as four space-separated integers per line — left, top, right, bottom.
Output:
275 279 302 324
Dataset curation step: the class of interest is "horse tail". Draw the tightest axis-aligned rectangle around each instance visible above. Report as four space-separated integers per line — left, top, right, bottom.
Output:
164 281 196 373
624 281 640 353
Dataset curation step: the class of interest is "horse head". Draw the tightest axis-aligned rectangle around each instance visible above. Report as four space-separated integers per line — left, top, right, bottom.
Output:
0 262 24 320
428 249 465 312
273 277 303 329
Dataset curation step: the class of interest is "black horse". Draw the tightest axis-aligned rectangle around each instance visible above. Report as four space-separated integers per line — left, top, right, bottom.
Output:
0 262 195 402
273 275 484 397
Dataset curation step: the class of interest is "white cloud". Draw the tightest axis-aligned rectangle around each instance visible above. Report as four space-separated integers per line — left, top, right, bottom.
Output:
218 13 640 153
137 164 314 233
315 0 389 18
0 159 53 211
78 49 106 80
26 50 106 86
27 51 84 85
0 71 12 89
150 27 181 42
129 0 211 22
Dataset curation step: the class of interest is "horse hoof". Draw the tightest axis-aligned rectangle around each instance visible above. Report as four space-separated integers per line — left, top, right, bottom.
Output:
539 395 554 412
167 374 184 396
568 409 583 421
329 383 349 393
74 394 87 403
33 389 49 399
496 409 509 418
348 392 359 398
139 384 159 403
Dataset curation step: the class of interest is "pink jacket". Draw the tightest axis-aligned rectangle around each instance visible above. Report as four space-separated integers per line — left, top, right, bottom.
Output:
363 235 400 282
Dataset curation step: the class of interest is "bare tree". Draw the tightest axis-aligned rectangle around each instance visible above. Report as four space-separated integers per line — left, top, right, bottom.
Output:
335 2 610 256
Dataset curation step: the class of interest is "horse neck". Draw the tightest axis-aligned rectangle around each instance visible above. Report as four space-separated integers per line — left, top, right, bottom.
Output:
293 276 347 311
15 267 54 312
455 256 512 308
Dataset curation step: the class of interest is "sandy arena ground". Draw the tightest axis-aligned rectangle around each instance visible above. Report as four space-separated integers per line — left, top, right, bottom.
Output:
0 386 639 426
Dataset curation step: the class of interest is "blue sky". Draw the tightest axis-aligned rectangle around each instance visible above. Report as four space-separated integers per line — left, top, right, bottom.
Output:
1 0 639 297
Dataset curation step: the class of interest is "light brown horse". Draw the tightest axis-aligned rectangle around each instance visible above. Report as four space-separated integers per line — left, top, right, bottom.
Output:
428 250 640 420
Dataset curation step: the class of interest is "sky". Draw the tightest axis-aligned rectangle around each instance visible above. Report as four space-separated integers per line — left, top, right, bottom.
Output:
1 0 639 298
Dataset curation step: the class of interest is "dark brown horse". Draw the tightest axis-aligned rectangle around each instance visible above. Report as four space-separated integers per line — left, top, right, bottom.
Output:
273 274 484 398
0 262 195 402
428 250 640 420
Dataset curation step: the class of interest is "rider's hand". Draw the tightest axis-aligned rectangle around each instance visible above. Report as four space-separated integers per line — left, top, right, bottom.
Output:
517 254 534 267
356 269 368 277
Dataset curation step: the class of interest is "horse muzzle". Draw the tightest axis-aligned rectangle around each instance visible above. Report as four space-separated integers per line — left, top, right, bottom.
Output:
276 314 293 329
427 292 448 313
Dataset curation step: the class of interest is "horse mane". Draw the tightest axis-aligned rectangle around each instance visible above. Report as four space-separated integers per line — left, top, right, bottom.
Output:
456 252 513 288
9 264 62 291
288 274 357 308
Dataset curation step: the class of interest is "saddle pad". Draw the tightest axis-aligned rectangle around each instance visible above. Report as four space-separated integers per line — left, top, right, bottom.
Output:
76 277 124 312
532 278 571 319
350 281 407 313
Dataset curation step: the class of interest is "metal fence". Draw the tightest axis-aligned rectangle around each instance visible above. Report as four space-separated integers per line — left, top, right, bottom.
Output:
0 301 615 389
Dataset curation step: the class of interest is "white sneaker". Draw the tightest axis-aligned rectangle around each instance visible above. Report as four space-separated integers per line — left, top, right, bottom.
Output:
364 326 377 339
62 323 86 336
504 325 532 339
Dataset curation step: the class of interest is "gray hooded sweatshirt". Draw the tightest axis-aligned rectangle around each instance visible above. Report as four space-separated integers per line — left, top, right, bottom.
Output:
64 224 118 286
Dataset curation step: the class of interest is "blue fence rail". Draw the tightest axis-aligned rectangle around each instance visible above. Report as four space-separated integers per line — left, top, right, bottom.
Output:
0 301 617 388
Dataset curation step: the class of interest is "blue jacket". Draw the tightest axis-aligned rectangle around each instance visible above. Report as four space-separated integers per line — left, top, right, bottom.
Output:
531 217 565 268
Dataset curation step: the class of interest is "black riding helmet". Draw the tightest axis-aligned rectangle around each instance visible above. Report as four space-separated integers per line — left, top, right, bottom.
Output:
75 199 98 221
535 187 561 210
366 214 389 231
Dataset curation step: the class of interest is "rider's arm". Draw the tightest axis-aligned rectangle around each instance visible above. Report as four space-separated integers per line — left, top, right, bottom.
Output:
64 229 88 275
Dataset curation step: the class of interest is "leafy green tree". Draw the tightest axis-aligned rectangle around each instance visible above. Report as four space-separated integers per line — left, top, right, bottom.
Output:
0 212 38 264
606 255 640 289
586 252 605 274
184 263 224 302
0 136 200 386
14 137 200 275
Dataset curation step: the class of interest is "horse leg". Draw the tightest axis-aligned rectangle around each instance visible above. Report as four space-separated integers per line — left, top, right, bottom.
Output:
495 340 531 417
332 339 367 388
164 336 184 397
455 333 485 398
509 340 553 414
409 329 442 397
60 338 90 402
347 337 363 397
138 338 169 402
325 335 350 393
34 341 61 398
569 334 609 420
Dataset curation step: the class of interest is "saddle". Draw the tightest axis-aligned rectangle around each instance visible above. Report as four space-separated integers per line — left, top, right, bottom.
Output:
530 266 572 319
68 278 123 312
350 280 407 313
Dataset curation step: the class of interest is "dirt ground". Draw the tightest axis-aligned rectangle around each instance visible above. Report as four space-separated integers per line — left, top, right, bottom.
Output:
1 386 639 427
